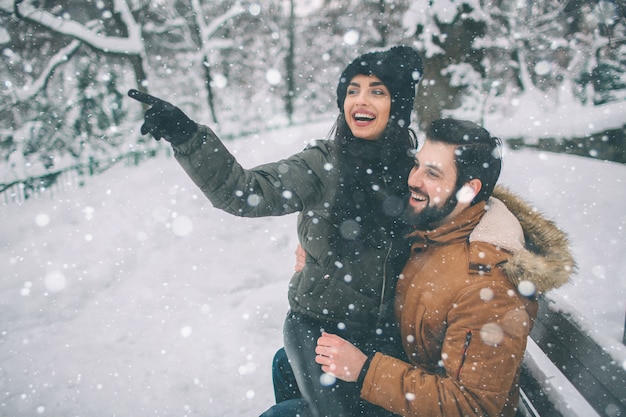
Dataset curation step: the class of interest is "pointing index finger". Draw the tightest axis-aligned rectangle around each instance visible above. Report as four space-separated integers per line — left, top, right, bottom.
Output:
127 89 166 106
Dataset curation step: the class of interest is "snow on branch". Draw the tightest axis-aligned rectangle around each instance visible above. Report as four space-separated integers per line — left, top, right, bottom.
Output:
12 39 81 103
203 3 245 39
190 0 245 55
14 0 143 54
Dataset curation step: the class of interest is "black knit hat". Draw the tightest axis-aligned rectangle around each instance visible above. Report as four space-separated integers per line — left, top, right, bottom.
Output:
337 45 423 128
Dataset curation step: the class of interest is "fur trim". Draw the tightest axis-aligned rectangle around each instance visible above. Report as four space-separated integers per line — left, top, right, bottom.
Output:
493 185 576 294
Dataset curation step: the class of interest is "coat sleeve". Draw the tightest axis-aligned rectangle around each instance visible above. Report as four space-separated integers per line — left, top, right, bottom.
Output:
171 124 328 217
360 282 533 416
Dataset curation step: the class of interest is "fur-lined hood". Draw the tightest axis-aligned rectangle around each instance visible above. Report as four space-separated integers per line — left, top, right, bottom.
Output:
472 185 576 294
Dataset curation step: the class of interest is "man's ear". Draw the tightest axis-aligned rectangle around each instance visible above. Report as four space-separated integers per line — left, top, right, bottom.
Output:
457 179 482 204
467 178 482 199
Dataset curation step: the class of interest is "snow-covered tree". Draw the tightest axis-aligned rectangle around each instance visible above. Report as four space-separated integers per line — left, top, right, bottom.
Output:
574 0 626 105
0 0 249 177
0 0 146 177
401 0 626 124
284 0 413 124
1 0 623 186
401 0 490 125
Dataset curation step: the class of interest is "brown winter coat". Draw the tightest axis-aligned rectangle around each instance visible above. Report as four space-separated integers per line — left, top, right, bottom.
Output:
360 186 575 417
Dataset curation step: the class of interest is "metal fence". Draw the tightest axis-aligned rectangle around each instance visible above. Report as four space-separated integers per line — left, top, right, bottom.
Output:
0 146 168 205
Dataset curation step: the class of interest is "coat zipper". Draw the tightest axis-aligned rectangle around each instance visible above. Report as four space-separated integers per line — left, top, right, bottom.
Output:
376 173 394 328
376 241 394 328
456 330 473 380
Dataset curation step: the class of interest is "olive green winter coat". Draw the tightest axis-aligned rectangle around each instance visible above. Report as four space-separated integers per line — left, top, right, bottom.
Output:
173 125 411 336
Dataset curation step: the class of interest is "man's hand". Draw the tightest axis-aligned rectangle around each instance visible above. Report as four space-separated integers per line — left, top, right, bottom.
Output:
128 89 197 145
315 332 367 382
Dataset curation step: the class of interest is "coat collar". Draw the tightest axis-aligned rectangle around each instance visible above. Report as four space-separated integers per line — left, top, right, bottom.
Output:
405 186 576 294
407 201 487 251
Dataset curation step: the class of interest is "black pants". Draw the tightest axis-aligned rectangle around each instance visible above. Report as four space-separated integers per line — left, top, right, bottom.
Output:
260 311 400 417
271 347 302 403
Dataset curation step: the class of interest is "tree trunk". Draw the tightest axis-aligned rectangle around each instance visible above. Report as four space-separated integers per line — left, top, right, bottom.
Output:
128 54 148 93
285 0 295 124
203 55 219 124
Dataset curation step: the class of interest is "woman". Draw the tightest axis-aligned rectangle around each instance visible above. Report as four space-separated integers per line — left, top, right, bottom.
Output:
128 45 423 416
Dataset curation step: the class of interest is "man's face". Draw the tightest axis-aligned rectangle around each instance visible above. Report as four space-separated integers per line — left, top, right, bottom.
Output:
405 139 461 229
343 74 391 141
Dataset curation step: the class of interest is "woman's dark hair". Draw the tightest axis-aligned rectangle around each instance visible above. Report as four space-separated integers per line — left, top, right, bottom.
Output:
426 119 502 204
326 113 416 251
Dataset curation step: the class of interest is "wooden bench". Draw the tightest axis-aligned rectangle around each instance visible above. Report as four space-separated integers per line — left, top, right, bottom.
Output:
518 296 626 416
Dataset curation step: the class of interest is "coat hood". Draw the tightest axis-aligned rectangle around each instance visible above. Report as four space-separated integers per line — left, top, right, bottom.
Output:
480 185 576 294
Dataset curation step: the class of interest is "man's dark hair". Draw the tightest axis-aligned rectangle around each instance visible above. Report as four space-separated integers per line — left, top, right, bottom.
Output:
426 119 502 203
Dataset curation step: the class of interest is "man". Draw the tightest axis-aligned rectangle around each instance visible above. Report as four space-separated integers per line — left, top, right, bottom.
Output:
314 118 575 416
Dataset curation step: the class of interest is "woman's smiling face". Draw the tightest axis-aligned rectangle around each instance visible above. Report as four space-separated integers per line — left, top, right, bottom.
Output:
343 74 391 141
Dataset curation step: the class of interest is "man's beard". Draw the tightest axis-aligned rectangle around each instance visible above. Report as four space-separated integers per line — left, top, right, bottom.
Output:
404 188 459 230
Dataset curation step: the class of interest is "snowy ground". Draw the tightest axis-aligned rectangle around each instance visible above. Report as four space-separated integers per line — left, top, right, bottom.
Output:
1 120 625 416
